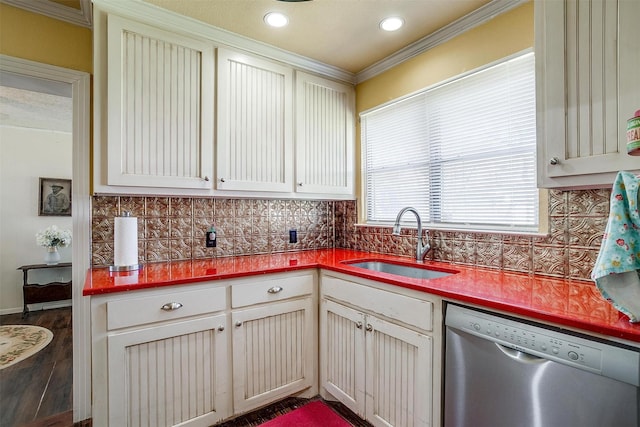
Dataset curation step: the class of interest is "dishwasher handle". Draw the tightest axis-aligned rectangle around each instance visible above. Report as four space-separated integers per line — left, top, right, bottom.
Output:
495 343 547 364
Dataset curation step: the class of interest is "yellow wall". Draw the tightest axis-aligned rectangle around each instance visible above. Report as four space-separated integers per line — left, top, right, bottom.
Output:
0 3 92 73
356 2 533 112
354 2 533 206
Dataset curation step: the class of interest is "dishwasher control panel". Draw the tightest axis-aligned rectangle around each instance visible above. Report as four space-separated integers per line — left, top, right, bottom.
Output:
446 304 640 386
459 309 601 370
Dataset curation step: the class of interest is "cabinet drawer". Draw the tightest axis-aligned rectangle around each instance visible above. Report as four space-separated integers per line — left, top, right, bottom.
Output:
232 273 314 308
322 276 432 331
107 286 226 330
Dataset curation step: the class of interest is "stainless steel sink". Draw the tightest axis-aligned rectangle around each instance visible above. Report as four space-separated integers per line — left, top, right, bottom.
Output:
346 261 455 279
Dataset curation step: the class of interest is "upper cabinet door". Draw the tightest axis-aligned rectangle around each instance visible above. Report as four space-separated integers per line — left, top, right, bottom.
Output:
106 15 215 189
216 48 294 192
536 0 640 189
295 72 355 196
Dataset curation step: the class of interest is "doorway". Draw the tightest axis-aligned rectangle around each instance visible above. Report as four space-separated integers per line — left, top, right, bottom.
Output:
0 55 91 424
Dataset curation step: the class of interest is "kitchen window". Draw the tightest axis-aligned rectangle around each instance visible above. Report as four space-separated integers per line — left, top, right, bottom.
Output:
361 51 538 232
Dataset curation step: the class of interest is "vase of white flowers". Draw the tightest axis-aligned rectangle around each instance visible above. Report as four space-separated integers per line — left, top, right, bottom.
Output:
36 225 72 265
44 246 61 265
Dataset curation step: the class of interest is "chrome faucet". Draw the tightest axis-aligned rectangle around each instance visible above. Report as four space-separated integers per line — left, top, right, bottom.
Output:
392 207 431 263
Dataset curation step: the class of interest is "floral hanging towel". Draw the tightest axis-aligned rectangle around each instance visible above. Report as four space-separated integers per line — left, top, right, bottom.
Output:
591 171 640 322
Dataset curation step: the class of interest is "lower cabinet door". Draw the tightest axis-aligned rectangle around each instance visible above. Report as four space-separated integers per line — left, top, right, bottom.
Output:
107 315 229 427
232 297 314 413
365 315 432 427
320 299 366 417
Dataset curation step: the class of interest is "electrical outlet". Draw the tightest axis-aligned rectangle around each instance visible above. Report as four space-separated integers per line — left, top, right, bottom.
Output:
206 228 217 247
289 229 297 244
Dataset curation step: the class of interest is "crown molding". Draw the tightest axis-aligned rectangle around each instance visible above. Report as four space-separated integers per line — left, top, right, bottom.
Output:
93 0 356 84
355 0 529 84
1 0 92 28
91 0 526 85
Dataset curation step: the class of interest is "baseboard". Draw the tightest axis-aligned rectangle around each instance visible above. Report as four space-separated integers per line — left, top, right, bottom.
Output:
0 300 72 316
30 299 72 311
0 306 23 316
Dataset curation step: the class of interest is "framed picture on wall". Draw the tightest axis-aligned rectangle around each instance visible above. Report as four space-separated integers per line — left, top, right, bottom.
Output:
39 177 72 216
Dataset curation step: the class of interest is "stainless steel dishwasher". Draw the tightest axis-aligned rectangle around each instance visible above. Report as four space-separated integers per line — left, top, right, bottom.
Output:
444 304 640 427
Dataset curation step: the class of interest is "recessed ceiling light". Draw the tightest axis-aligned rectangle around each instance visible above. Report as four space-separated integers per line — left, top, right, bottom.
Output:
380 16 404 32
264 12 289 28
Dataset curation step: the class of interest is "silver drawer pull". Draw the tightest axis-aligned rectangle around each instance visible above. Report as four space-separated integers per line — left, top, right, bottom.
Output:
356 321 363 329
267 286 283 294
161 302 183 311
366 323 373 332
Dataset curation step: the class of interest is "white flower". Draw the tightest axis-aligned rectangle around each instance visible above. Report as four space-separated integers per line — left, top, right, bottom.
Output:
36 225 72 248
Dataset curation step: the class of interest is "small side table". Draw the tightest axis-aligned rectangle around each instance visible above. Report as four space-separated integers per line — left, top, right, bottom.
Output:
17 263 72 317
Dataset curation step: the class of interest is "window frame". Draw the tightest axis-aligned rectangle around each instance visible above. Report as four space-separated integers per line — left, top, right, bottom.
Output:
360 49 541 234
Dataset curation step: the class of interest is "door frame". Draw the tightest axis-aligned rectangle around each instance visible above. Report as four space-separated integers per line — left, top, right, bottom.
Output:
0 54 92 423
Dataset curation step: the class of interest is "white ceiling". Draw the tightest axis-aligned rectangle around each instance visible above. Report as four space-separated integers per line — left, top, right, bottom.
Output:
143 0 493 74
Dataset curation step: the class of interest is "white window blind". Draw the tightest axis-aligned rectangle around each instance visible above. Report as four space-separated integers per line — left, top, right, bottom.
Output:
362 52 538 232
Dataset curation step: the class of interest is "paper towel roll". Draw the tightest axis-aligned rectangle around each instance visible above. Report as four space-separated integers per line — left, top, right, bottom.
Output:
114 215 138 267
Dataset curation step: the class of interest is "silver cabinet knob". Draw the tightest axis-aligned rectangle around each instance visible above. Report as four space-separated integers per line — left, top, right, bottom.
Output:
356 321 363 329
297 182 303 187
267 286 283 294
203 176 210 181
220 178 226 183
217 325 225 332
235 321 242 327
549 157 560 165
161 302 183 311
366 324 373 332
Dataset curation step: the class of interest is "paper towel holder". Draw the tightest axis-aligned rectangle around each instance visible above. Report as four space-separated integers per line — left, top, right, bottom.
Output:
109 211 143 272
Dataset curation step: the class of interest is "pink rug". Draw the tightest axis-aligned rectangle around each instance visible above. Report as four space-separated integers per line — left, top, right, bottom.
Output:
258 401 351 427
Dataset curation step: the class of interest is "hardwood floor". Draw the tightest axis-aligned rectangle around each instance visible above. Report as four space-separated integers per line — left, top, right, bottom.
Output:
0 307 73 427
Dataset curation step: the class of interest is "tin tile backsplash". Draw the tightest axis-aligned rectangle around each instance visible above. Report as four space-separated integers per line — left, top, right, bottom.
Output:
334 188 611 282
91 188 609 281
91 197 335 266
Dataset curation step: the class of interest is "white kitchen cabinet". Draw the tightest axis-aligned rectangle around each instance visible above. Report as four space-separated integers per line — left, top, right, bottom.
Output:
230 273 317 413
216 49 356 198
320 273 439 427
536 0 640 189
93 5 355 198
102 14 215 191
216 48 294 193
90 284 230 427
321 300 365 413
232 298 315 413
295 72 355 196
90 271 321 426
107 315 228 427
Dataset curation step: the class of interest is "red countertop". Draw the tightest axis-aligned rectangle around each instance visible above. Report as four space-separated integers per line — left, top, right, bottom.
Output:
83 248 640 344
